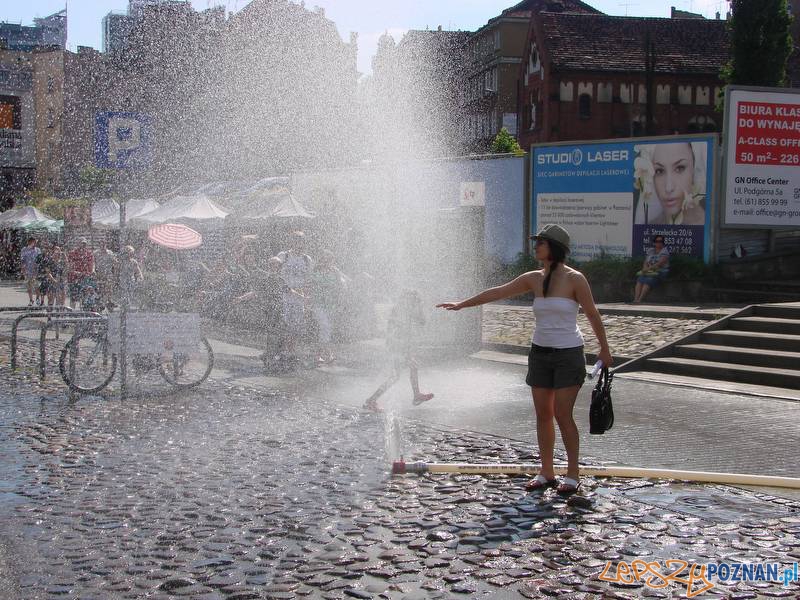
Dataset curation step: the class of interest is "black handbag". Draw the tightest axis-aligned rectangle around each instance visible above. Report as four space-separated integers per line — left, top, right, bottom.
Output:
589 367 614 434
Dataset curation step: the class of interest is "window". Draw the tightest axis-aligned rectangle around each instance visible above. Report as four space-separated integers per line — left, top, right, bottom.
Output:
47 108 55 128
578 82 593 98
598 82 612 103
688 115 717 133
578 94 591 119
530 103 537 130
678 85 692 105
47 75 55 94
527 44 541 76
559 82 573 102
696 86 710 105
638 84 647 104
620 84 633 104
656 85 670 105
0 95 21 129
493 29 501 50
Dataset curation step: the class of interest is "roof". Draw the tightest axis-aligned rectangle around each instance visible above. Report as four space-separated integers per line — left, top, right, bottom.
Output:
538 12 729 74
474 0 600 35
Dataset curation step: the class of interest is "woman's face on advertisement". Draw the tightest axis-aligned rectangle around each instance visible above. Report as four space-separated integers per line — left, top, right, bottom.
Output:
653 143 694 218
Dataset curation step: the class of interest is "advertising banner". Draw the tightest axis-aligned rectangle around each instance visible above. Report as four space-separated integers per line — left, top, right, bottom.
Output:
722 86 800 228
94 111 151 169
532 135 715 262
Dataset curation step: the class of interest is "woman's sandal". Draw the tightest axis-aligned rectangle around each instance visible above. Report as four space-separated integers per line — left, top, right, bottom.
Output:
557 477 580 496
412 393 434 406
526 474 558 492
362 399 383 413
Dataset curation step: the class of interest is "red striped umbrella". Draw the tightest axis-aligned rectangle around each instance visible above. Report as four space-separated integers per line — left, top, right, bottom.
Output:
147 223 203 250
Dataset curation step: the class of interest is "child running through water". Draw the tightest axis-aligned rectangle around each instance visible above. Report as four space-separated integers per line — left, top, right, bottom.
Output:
363 289 434 412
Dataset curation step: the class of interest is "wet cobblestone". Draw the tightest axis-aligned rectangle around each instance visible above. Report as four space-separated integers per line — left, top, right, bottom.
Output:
0 335 798 599
482 305 709 359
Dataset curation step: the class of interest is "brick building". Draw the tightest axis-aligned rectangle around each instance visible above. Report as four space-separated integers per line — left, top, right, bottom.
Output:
462 0 599 153
517 12 729 148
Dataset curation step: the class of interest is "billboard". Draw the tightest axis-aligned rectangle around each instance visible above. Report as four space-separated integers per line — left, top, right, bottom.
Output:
531 135 715 262
0 69 35 169
722 86 800 228
94 111 151 169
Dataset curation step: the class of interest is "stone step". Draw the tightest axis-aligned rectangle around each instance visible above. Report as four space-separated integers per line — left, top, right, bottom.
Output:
709 288 800 303
701 329 800 353
645 356 800 389
729 316 800 336
615 370 800 401
732 280 800 292
754 304 800 320
675 343 800 370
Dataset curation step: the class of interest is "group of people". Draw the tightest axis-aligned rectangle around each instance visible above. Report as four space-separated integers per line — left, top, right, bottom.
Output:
19 236 143 311
194 231 371 370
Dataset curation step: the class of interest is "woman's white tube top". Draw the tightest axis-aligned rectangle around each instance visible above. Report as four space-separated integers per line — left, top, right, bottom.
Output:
532 297 584 348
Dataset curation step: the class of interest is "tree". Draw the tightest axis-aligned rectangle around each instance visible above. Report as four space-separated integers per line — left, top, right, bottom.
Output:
78 164 114 198
722 0 793 87
490 128 524 155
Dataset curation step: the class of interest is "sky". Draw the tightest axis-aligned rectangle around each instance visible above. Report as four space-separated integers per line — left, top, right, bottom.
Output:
3 0 730 75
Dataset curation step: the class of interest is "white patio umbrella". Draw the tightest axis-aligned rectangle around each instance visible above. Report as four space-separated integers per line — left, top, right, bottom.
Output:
0 206 53 229
92 199 161 228
130 195 229 229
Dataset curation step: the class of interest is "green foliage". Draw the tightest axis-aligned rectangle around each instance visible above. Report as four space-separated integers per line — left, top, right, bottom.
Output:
578 255 640 285
722 0 793 88
490 128 524 156
78 164 114 197
31 197 88 221
491 252 713 290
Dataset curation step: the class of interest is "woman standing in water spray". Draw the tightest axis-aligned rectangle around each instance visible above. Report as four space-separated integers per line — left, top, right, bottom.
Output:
437 224 612 496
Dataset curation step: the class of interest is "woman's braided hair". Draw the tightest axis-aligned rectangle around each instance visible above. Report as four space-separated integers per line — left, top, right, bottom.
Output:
542 241 567 297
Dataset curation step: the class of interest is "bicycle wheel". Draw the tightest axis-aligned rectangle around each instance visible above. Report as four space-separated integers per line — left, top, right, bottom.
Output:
157 337 214 389
59 331 117 393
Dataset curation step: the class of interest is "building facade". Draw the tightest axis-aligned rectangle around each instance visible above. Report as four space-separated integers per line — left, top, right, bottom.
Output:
370 27 470 156
462 0 599 153
101 1 196 54
0 10 66 52
518 12 729 149
0 51 36 207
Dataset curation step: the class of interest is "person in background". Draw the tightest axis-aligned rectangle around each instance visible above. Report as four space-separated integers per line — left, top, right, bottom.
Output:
35 243 54 306
117 245 143 306
276 231 313 365
67 238 95 308
93 239 117 309
20 237 42 306
437 224 612 496
633 235 670 304
48 244 68 308
310 249 346 364
363 289 434 412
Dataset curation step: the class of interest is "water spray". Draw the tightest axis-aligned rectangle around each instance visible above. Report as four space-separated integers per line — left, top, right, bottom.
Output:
390 460 800 489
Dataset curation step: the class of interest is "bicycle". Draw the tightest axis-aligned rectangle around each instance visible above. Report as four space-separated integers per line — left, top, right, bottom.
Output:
59 313 214 394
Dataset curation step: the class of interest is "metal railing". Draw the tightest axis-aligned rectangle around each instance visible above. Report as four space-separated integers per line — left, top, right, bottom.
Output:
9 308 101 370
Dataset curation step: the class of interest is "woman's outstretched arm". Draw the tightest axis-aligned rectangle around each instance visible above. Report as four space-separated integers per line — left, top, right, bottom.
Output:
437 272 535 311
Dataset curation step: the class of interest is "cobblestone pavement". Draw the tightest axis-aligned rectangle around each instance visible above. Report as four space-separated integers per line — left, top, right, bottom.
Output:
1 334 799 599
482 305 711 359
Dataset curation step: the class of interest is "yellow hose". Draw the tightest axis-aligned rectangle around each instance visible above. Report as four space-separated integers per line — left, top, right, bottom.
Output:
391 461 800 489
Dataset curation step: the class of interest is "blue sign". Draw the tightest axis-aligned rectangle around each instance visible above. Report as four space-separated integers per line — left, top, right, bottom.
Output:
94 112 151 169
531 135 715 262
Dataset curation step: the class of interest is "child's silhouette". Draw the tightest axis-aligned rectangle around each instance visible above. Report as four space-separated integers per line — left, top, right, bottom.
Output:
363 289 434 412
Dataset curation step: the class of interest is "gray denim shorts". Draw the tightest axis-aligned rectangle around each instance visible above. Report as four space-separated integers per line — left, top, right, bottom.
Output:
525 344 586 389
